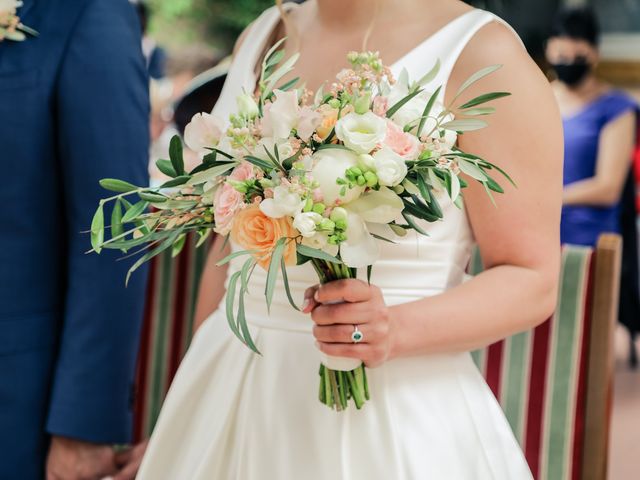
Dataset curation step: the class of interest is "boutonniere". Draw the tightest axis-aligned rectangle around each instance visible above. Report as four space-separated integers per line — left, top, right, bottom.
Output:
0 0 38 42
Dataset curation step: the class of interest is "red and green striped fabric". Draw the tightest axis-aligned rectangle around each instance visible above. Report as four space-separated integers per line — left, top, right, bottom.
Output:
471 246 594 480
133 234 210 441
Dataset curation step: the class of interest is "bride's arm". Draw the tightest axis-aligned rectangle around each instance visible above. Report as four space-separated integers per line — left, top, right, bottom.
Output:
193 235 230 332
309 22 563 365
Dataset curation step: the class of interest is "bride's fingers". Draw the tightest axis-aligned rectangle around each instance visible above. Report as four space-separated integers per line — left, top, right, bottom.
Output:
315 341 386 367
312 323 384 344
302 285 320 313
314 279 373 304
310 302 372 326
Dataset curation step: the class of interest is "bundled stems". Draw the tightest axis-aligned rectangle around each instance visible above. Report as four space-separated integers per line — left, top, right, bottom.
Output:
313 259 369 410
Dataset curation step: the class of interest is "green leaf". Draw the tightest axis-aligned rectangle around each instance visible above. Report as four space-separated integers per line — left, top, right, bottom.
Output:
451 173 461 201
169 135 185 175
367 265 373 285
111 199 124 240
188 162 237 185
416 59 441 87
416 173 432 205
458 159 488 181
237 285 260 354
265 238 286 312
216 249 257 266
459 92 511 110
386 88 424 119
196 229 212 248
171 234 187 258
296 243 342 264
277 76 300 92
99 178 138 193
156 159 177 178
402 212 429 236
315 143 352 152
225 271 244 341
416 86 442 137
90 203 105 253
126 229 182 285
441 119 488 132
486 177 504 193
160 175 191 189
244 155 275 171
281 254 299 311
459 107 496 116
122 200 149 223
139 191 167 203
455 65 502 98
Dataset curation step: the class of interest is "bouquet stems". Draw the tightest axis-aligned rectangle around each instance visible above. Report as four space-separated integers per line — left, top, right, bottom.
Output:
312 259 370 411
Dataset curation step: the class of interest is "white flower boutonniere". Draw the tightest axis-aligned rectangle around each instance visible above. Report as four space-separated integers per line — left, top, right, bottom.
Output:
0 0 38 42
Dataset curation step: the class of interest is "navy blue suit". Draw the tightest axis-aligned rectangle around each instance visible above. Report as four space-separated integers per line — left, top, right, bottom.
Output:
0 1 149 477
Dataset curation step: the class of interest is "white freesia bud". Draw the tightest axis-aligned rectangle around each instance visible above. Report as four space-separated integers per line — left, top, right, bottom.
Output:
358 154 376 171
236 93 259 119
329 207 348 222
311 148 364 206
293 212 322 237
372 147 408 187
259 185 305 218
184 112 225 154
335 112 387 154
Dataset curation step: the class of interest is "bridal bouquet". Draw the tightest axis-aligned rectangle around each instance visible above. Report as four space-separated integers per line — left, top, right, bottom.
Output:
91 40 512 411
0 0 37 42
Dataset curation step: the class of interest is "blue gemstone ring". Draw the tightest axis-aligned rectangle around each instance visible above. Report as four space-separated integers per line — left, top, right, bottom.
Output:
351 325 364 344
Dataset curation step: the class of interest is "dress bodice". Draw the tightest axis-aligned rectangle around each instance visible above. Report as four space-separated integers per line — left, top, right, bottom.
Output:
212 6 515 331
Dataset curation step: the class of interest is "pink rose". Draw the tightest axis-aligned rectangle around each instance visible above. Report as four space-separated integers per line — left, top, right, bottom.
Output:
383 119 420 160
229 161 256 181
214 183 244 235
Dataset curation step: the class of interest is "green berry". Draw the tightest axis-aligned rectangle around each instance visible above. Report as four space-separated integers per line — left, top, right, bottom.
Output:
356 175 366 186
335 219 347 231
312 203 326 215
364 171 378 187
303 198 314 212
319 219 336 232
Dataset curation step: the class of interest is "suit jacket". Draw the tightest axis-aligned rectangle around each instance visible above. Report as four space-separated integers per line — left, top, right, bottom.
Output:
0 0 149 475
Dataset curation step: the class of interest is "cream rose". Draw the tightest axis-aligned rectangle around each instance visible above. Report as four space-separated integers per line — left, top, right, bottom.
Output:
335 112 387 154
293 212 322 238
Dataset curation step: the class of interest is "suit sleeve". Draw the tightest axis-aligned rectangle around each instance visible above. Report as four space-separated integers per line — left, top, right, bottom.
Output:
46 0 150 443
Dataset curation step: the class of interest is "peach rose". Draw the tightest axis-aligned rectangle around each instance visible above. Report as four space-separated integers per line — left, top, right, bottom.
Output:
214 183 244 235
315 104 339 141
383 119 420 160
230 204 298 270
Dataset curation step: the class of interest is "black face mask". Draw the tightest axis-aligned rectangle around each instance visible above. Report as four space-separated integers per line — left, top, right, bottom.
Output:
551 58 592 87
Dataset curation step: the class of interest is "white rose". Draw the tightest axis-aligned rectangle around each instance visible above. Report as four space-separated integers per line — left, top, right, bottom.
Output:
236 93 259 119
311 148 364 206
293 212 322 238
335 112 387 154
372 147 408 187
261 89 299 140
259 185 305 218
184 112 225 154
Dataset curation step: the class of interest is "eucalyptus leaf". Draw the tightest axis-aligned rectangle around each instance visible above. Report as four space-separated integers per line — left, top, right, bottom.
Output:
455 65 502 98
451 173 461 202
416 87 442 137
160 175 191 189
244 155 275 171
111 199 124 240
196 229 212 248
401 212 429 236
225 271 244 341
169 135 185 175
460 107 496 116
296 243 342 264
216 249 257 266
139 191 167 203
280 254 299 311
122 200 149 223
188 162 237 186
458 159 488 181
417 59 441 87
156 159 177 178
126 229 182 285
99 178 138 193
171 234 187 258
90 203 105 253
459 92 511 110
441 119 488 132
265 238 287 312
386 88 424 119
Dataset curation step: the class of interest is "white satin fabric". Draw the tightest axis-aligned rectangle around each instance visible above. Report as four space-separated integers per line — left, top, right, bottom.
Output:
138 6 533 479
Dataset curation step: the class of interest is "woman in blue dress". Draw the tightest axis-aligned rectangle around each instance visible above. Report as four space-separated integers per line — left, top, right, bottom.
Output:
546 6 639 365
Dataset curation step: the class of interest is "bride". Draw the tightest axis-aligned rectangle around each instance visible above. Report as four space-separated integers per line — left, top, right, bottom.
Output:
137 0 562 478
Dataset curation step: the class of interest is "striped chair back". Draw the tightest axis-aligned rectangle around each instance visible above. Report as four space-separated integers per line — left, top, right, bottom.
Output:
133 234 210 440
470 235 622 480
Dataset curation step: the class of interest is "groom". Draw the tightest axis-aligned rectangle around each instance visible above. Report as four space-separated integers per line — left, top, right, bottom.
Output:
0 0 149 478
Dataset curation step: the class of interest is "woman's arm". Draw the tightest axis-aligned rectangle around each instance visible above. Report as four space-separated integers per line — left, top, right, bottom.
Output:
193 234 230 332
563 110 636 206
309 22 564 366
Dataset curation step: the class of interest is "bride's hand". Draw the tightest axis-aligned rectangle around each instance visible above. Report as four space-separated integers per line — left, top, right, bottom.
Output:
303 279 394 368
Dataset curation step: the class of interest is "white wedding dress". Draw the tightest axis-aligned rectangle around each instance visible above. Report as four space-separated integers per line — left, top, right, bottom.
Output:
138 6 533 479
